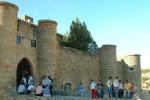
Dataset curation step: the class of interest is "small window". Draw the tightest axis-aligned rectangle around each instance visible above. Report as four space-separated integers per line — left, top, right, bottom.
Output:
128 67 135 72
31 40 36 48
16 35 21 44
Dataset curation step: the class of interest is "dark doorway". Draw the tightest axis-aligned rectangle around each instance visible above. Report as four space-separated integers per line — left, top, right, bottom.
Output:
16 58 32 89
64 83 71 96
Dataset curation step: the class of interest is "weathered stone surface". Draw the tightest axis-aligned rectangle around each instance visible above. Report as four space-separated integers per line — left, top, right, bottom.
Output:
37 20 57 79
0 1 18 94
99 45 117 82
56 47 100 90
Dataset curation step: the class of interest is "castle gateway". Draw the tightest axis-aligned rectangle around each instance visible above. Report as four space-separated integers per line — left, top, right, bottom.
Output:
0 1 141 94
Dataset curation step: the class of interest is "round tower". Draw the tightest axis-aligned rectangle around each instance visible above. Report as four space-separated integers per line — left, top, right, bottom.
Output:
0 1 18 92
37 20 57 79
122 54 141 88
99 44 118 81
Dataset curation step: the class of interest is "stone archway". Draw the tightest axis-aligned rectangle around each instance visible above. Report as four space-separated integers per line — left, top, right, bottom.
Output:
16 58 33 89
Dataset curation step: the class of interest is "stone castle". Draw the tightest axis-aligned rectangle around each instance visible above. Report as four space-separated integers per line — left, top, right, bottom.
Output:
0 1 141 94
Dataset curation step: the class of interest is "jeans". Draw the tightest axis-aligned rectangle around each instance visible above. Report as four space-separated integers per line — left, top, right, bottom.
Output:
127 91 131 98
114 86 119 98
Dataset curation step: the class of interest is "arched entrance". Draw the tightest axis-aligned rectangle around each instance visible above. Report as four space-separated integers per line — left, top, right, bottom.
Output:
64 83 71 96
16 58 33 89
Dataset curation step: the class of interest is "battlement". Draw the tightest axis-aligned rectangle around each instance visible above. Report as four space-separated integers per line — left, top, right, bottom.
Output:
18 18 37 27
20 15 33 23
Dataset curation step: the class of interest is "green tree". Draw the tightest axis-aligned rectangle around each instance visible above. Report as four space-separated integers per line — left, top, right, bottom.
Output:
88 41 98 54
67 18 93 51
59 31 69 47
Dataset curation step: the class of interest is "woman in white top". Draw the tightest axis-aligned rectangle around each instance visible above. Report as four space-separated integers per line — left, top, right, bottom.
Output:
106 76 113 98
18 82 25 95
90 80 96 99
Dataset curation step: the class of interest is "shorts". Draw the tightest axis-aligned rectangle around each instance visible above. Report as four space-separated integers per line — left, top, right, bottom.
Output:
107 87 112 93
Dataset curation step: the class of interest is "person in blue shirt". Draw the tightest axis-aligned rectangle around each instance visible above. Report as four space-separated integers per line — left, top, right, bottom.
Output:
76 82 85 96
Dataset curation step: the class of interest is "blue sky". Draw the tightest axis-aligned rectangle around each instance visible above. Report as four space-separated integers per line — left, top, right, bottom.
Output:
6 0 150 69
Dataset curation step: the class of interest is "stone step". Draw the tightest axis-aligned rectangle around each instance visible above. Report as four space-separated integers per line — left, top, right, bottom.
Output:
3 88 150 100
0 95 148 100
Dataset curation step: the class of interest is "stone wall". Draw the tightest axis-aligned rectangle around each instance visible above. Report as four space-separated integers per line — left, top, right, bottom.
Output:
118 54 141 88
55 47 100 91
117 61 123 80
16 19 38 82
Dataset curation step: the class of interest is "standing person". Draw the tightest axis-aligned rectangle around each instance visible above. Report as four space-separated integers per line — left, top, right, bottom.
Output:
48 75 53 96
99 81 104 98
130 82 135 98
124 80 131 98
76 82 85 96
127 81 132 98
42 75 52 96
113 76 119 98
118 80 123 98
96 80 104 98
106 76 113 98
123 80 128 98
96 82 101 98
112 84 115 97
90 80 96 99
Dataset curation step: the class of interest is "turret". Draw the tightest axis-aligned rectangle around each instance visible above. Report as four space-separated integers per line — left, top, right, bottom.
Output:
99 44 118 81
37 20 57 78
0 1 18 93
121 54 141 88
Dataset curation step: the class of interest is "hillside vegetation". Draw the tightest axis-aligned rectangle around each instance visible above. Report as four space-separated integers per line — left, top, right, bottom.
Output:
142 69 150 73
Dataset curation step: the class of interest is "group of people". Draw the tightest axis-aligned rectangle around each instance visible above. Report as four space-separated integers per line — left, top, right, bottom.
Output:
90 80 104 99
35 75 53 96
17 74 137 98
17 73 34 95
17 74 53 96
90 76 137 99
